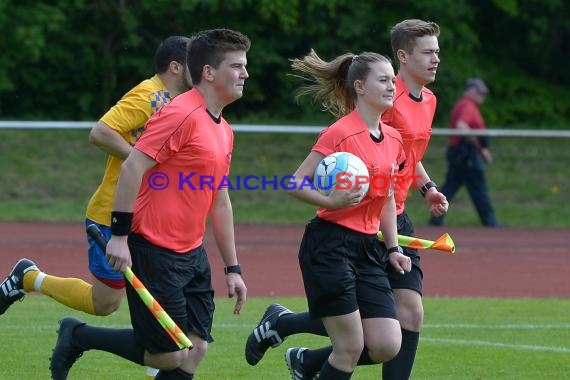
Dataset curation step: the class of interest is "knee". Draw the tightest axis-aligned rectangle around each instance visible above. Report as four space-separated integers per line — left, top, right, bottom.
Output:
405 308 424 331
332 340 364 368
398 304 424 331
93 298 121 316
368 335 401 363
347 343 365 365
92 287 123 316
147 350 188 371
148 341 208 371
189 340 208 363
165 340 209 370
166 351 190 370
344 344 365 368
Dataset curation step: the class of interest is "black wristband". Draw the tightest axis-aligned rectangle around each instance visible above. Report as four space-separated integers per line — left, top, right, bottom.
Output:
110 211 133 236
224 264 242 275
420 181 437 198
387 246 403 254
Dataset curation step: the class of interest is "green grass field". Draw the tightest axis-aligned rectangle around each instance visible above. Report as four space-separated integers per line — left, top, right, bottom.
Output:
1 128 569 379
1 296 569 379
0 129 569 227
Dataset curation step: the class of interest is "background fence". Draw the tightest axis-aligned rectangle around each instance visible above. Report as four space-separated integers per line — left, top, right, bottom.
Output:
0 122 568 227
1 121 570 138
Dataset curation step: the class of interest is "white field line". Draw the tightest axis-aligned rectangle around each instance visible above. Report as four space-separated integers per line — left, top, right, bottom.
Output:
422 323 570 329
2 322 569 353
421 337 570 353
209 323 570 329
0 323 132 331
3 322 569 331
7 322 568 329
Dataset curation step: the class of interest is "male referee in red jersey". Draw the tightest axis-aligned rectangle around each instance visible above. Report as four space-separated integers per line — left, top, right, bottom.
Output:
50 28 250 380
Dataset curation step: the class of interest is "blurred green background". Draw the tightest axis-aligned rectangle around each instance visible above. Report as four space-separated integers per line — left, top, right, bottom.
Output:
1 130 568 227
1 0 568 226
1 0 569 127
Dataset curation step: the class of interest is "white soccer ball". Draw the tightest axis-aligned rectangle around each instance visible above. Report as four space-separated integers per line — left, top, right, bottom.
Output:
313 152 369 196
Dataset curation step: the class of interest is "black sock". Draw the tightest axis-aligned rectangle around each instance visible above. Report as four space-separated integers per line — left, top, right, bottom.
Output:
302 347 332 376
301 343 377 377
155 368 193 379
74 325 145 365
318 360 353 379
382 328 420 380
277 312 327 337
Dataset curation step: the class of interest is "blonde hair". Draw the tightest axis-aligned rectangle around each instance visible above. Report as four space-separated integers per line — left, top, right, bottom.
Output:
291 49 391 118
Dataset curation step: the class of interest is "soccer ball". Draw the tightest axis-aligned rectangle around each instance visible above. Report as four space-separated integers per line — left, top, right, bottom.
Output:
313 152 369 196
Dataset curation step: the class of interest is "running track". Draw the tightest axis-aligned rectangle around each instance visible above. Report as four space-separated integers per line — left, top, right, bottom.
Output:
0 222 568 298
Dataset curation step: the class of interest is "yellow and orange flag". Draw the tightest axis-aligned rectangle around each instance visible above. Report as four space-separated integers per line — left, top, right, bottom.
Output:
124 268 193 349
86 224 193 350
377 231 456 254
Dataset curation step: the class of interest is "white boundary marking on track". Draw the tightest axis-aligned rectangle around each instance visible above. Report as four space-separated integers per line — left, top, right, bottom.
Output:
421 337 570 353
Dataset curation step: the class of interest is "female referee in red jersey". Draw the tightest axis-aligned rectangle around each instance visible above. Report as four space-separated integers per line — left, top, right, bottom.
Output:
245 19 448 380
283 50 411 379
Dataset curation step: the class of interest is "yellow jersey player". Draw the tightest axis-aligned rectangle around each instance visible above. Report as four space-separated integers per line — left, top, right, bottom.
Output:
0 35 191 380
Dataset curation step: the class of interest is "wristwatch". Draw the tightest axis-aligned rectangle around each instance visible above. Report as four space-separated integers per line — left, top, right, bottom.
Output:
420 181 437 198
387 246 403 254
224 264 242 275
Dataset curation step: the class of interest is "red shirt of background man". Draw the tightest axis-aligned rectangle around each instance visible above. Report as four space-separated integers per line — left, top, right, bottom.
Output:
131 88 234 252
312 109 405 234
448 96 485 147
381 74 437 215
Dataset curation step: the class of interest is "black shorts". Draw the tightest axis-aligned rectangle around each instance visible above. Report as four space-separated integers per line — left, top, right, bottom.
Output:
298 217 397 320
386 212 423 295
126 234 215 354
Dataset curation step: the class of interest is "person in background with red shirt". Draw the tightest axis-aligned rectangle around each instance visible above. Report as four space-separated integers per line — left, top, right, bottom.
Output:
429 78 499 227
49 28 250 380
1 36 191 380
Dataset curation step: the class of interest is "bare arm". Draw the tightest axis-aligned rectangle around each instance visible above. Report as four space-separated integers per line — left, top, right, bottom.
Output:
210 188 246 314
89 121 134 160
105 149 157 272
380 195 411 274
415 161 448 217
114 149 156 211
380 195 398 249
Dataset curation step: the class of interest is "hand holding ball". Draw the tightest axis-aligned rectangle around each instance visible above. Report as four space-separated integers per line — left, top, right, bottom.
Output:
313 152 369 197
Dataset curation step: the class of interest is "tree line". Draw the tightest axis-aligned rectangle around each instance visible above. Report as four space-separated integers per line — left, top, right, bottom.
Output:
0 0 568 127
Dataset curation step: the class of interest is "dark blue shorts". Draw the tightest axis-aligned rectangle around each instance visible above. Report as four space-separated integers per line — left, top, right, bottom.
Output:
126 233 215 354
298 217 397 320
85 219 125 288
386 212 423 295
